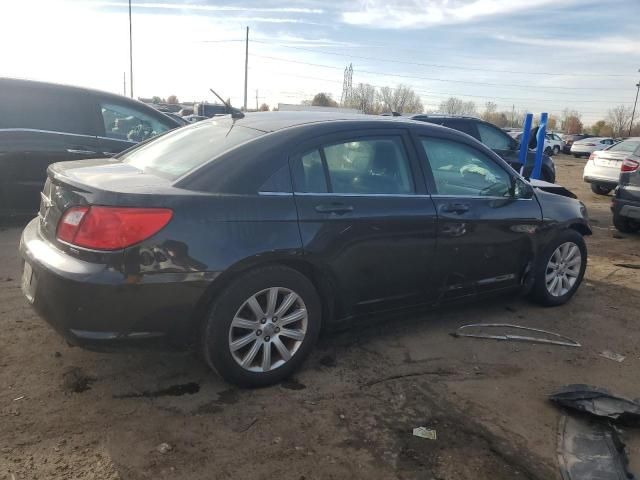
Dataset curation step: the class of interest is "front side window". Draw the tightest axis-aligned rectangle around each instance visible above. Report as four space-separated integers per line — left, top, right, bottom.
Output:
421 137 513 197
477 123 512 150
101 102 172 142
294 137 414 195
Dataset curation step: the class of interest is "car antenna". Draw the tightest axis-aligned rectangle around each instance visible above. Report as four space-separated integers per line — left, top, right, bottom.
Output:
209 89 244 119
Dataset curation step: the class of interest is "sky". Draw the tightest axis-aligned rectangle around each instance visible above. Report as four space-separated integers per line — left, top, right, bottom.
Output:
2 0 639 124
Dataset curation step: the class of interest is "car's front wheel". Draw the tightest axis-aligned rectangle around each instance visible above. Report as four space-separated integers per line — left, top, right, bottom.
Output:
613 213 640 234
590 183 612 195
530 230 587 306
202 265 321 387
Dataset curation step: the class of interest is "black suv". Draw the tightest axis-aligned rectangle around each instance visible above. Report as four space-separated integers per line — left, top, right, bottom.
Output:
0 78 182 216
410 115 556 183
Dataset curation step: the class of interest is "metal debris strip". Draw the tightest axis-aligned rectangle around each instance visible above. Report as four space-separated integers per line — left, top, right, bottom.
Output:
451 323 581 348
412 427 437 440
556 415 633 480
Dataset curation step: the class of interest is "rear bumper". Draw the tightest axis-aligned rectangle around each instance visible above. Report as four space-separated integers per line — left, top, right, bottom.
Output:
612 196 640 220
19 218 213 349
583 161 619 187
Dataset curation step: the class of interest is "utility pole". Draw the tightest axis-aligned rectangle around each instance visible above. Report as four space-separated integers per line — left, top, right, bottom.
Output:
629 68 640 137
256 89 259 111
243 26 249 111
128 0 134 98
123 72 126 96
511 104 515 128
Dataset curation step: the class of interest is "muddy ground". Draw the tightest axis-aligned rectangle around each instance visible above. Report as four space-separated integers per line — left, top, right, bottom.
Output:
1 154 639 479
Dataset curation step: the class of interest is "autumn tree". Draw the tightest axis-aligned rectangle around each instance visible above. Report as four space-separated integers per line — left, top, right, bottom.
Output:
311 92 338 108
589 120 613 137
259 103 270 112
607 105 632 138
167 95 179 104
377 84 423 114
561 109 583 134
547 115 557 131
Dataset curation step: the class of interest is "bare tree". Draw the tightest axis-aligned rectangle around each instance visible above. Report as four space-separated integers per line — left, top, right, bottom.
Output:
349 83 380 114
481 101 497 121
378 84 423 114
259 103 270 112
607 105 632 138
439 97 476 115
167 95 179 104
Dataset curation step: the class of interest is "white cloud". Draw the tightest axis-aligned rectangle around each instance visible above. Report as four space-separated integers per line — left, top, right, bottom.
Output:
342 0 579 29
95 2 324 14
494 34 640 55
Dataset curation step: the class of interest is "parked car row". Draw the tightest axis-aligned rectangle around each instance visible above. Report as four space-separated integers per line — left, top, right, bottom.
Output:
570 137 615 158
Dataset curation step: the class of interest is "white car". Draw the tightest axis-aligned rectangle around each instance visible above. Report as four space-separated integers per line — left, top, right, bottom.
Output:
508 131 563 155
571 137 615 158
583 138 640 194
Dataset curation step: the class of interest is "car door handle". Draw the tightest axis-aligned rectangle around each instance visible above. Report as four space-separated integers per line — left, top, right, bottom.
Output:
314 203 354 215
67 148 97 155
441 203 470 214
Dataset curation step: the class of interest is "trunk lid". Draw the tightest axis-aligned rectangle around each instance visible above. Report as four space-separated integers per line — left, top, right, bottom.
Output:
593 150 629 167
38 159 177 244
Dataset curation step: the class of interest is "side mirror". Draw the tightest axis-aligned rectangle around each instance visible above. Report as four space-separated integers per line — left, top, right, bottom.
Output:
513 178 534 199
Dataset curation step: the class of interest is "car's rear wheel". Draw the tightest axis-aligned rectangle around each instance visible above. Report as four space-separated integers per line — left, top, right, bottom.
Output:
590 183 612 195
544 146 553 155
613 213 640 234
530 230 587 306
573 154 580 158
202 265 321 387
553 146 560 155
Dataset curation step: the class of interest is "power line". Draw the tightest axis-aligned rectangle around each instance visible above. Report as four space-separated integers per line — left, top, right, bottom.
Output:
251 39 635 79
250 53 634 92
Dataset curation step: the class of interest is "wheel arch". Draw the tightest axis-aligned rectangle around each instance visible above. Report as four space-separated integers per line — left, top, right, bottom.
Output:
568 222 592 236
187 255 337 344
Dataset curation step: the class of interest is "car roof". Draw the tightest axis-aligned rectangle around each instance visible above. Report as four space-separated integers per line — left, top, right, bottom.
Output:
224 111 427 133
409 113 481 121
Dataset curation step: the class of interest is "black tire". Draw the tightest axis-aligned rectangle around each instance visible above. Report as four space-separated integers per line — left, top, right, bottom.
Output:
530 229 587 307
544 146 553 155
590 183 612 195
201 265 321 388
553 146 560 155
573 154 580 158
613 213 640 234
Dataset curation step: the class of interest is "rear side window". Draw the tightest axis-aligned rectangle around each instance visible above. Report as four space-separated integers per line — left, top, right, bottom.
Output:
100 102 172 142
608 140 640 153
0 82 93 135
477 123 512 150
122 120 262 180
294 137 414 195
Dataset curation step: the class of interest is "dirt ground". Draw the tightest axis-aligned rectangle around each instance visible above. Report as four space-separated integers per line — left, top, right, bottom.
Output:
1 153 639 480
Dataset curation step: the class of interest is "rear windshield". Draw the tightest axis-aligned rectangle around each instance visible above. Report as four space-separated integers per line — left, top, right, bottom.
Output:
121 119 263 180
607 140 640 153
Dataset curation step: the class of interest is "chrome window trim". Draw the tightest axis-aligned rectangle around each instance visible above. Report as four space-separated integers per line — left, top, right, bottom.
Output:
292 192 431 198
0 127 137 144
258 191 294 196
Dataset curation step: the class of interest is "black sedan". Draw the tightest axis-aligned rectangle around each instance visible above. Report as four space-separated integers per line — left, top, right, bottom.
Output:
20 113 591 387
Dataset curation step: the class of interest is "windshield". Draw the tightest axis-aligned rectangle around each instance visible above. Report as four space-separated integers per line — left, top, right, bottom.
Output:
607 140 640 153
122 119 263 180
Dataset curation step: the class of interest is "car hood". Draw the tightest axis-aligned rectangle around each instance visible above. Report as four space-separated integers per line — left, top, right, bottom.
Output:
530 179 577 199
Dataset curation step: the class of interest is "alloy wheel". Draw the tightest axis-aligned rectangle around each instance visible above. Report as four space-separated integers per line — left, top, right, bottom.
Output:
545 242 582 297
228 287 308 372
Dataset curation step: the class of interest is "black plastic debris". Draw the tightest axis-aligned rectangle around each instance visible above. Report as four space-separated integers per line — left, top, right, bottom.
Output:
557 415 634 480
550 384 640 426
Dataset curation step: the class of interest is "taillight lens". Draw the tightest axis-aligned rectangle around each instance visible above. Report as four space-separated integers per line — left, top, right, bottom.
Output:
621 159 640 173
57 206 173 250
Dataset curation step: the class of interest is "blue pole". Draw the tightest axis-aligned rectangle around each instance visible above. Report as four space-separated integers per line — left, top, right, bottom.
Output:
532 112 548 180
518 113 533 176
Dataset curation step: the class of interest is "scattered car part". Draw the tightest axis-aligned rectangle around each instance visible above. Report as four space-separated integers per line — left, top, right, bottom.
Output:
557 415 633 480
600 350 626 363
549 384 640 425
413 427 437 440
451 323 581 347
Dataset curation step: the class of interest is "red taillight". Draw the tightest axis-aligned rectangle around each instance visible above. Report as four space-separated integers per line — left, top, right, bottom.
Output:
621 159 640 173
57 206 173 250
